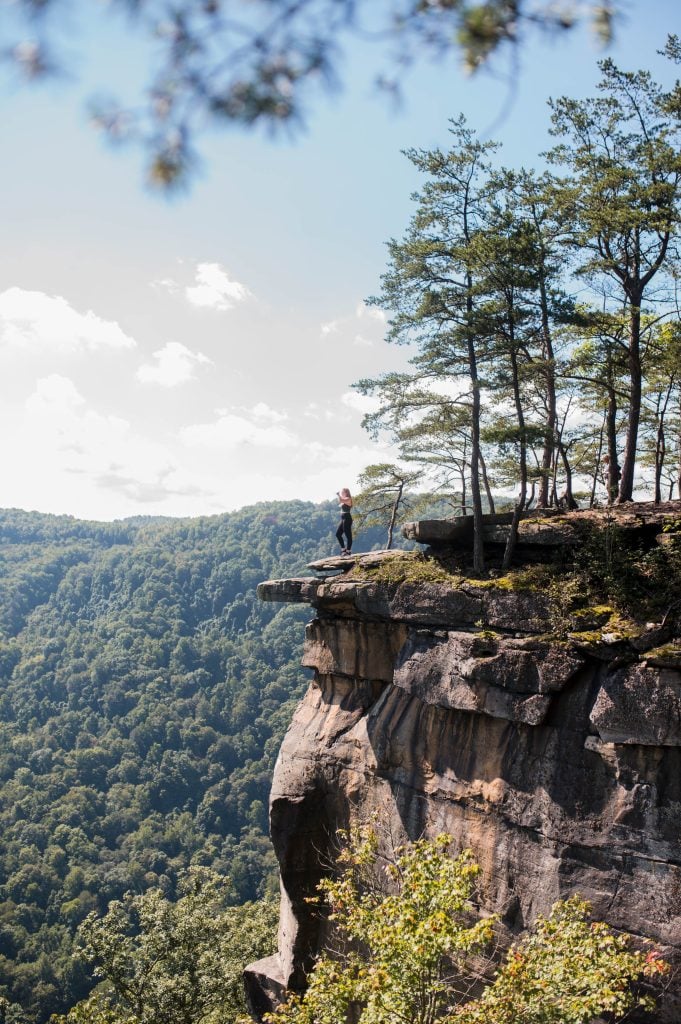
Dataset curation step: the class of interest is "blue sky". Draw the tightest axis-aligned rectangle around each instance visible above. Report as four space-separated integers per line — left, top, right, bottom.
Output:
0 1 678 520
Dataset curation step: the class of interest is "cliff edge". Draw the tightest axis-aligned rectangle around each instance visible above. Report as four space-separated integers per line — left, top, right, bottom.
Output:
245 505 681 1022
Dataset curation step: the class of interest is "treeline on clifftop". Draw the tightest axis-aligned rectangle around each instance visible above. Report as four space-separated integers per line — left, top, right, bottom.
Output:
0 503 390 1024
358 46 681 573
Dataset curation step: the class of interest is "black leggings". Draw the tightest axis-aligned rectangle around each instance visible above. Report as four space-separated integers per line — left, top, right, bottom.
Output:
336 513 353 551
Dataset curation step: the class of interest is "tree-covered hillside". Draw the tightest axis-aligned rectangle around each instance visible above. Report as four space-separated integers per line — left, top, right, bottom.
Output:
0 502 386 1023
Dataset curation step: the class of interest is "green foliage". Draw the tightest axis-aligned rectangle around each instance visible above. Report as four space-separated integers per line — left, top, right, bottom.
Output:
547 59 681 502
53 868 278 1024
0 503 390 1023
361 55 681 526
570 517 681 619
269 830 666 1024
355 464 422 549
349 525 681 632
268 829 493 1024
452 897 667 1024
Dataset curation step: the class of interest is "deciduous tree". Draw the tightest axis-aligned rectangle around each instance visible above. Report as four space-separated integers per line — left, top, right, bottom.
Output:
54 868 277 1024
268 829 493 1024
269 828 667 1024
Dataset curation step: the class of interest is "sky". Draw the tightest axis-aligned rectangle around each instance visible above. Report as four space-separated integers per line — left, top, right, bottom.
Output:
0 0 678 522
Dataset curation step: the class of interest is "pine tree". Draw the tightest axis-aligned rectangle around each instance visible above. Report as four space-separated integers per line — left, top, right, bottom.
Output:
359 119 502 572
548 59 681 503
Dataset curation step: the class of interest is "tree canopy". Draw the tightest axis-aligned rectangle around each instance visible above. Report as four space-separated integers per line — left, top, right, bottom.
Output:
358 52 681 566
0 502 392 1023
52 868 278 1024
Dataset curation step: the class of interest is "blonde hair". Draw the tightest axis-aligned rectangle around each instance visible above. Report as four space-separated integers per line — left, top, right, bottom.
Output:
339 487 352 499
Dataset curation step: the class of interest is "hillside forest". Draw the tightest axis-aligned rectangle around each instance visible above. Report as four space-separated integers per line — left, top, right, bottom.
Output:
0 504 393 1023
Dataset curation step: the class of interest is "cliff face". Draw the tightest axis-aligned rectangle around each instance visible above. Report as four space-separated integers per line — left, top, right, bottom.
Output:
245 511 681 1022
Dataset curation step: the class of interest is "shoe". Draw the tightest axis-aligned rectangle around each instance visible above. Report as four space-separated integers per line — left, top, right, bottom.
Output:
341 549 351 557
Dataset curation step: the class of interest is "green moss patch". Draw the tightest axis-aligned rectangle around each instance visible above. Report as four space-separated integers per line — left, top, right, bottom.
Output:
347 552 454 586
645 643 681 666
463 565 558 592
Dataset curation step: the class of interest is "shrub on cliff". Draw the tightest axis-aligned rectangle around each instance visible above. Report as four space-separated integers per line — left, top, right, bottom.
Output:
268 828 667 1024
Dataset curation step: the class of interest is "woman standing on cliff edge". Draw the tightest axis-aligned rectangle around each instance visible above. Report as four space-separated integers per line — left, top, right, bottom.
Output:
335 488 353 556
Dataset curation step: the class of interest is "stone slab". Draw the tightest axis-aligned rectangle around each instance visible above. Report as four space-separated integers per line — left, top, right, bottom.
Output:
307 549 411 573
257 578 321 603
590 663 681 745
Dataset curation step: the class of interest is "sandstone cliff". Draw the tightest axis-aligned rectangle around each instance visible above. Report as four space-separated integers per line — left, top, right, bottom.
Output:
246 506 681 1022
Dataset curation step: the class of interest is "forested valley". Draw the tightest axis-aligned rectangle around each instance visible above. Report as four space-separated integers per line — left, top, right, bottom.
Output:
0 503 390 1023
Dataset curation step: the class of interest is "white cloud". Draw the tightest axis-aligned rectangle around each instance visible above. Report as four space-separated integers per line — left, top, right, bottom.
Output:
14 375 214 515
321 302 386 343
25 374 86 414
136 341 212 388
180 410 297 450
251 402 288 423
151 277 180 295
291 440 399 502
26 374 131 451
93 466 211 504
341 390 380 415
185 262 251 311
0 287 137 351
355 301 386 323
303 402 336 421
559 396 599 431
1 368 403 520
298 439 391 466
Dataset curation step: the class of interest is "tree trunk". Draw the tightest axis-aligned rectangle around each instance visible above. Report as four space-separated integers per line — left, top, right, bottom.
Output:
655 422 665 505
536 267 557 508
605 383 620 504
557 439 578 509
466 272 485 574
479 449 495 514
550 449 560 507
469 372 485 572
553 400 578 509
502 345 527 572
387 483 403 549
590 415 605 508
617 292 643 503
654 381 674 505
526 478 536 509
677 394 681 500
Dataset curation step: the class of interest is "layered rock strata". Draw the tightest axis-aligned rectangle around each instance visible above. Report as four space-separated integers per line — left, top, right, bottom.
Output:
245 517 681 1022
